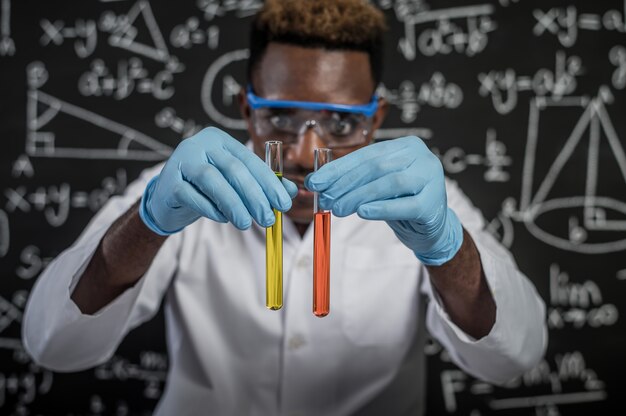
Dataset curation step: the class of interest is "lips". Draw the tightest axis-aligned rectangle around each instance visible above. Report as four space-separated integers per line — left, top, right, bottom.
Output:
298 187 314 198
295 182 314 199
285 174 314 200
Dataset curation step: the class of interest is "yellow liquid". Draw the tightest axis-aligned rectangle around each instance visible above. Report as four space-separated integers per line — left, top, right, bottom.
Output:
266 174 283 310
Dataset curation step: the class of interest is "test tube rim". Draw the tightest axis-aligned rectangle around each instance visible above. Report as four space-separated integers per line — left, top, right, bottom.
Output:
265 140 283 173
314 148 333 171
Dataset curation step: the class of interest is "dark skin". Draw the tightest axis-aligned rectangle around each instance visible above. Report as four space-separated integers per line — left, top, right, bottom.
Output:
241 44 387 235
72 42 496 339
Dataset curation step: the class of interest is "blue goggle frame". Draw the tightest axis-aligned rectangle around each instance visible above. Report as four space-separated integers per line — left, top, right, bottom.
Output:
246 86 379 117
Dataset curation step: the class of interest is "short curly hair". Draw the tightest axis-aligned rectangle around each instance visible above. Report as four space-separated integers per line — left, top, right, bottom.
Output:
247 0 387 89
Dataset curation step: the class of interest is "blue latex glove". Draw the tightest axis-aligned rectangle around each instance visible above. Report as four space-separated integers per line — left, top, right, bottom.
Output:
139 127 297 235
305 136 463 266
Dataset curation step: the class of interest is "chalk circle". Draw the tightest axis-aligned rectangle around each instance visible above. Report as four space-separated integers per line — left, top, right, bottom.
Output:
525 196 626 254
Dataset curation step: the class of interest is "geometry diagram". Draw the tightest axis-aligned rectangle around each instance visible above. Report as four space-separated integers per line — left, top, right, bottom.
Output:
26 62 172 161
518 92 626 254
106 0 176 67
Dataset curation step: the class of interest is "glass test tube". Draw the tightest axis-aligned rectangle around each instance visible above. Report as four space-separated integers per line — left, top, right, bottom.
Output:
265 141 283 310
313 148 333 317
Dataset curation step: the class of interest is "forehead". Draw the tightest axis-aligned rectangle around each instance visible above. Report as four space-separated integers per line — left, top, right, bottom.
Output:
252 42 374 105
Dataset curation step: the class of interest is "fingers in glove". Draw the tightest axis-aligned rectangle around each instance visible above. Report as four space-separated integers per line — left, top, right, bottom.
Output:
306 138 417 192
281 177 298 199
170 180 229 223
209 149 277 227
180 163 253 230
331 171 428 217
317 151 418 210
222 134 293 212
356 181 443 223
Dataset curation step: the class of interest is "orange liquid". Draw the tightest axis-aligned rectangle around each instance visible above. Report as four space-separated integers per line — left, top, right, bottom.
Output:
313 211 331 317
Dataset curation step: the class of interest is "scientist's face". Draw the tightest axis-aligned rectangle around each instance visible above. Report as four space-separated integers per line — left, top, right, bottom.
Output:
240 42 387 225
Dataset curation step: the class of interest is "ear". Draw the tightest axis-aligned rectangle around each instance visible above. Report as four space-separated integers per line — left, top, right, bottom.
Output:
238 88 251 123
370 96 388 139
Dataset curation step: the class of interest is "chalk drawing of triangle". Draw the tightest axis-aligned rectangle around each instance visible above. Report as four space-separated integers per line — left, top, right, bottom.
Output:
108 0 171 63
26 89 172 161
583 99 626 229
523 97 626 212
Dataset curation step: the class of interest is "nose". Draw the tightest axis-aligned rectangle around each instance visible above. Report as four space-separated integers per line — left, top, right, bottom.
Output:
284 123 325 170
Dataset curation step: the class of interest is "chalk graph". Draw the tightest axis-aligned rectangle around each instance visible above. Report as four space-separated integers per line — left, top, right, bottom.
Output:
516 91 626 254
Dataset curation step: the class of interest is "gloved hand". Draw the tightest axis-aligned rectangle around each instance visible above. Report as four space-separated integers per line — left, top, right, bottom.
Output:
305 136 463 266
140 127 297 235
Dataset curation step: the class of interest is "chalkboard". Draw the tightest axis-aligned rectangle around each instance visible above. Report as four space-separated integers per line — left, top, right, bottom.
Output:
1 0 625 414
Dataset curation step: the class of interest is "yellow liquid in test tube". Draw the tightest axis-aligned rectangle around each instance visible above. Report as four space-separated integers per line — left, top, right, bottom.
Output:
266 172 283 310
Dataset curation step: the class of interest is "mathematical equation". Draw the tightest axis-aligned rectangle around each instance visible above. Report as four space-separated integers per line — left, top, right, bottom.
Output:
478 51 583 114
432 129 512 182
78 58 176 101
533 5 626 47
94 352 168 400
380 73 464 122
395 3 497 60
3 170 127 228
0 363 53 411
548 263 619 329
440 350 606 415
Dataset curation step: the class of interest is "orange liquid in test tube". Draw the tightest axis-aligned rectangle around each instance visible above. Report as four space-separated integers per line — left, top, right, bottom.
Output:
313 148 332 317
313 211 331 317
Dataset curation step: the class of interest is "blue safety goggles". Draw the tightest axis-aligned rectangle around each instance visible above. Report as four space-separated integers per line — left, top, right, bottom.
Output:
246 85 379 117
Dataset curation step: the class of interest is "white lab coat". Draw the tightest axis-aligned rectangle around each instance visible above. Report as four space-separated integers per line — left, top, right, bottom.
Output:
23 163 547 416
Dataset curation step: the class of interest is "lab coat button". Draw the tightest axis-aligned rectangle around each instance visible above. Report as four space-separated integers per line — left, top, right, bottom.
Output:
287 334 306 350
296 256 311 269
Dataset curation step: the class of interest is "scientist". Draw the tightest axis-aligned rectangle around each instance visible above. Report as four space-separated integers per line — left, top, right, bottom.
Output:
23 0 547 415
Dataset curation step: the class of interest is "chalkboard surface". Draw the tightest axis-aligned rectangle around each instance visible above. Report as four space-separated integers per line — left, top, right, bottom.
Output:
1 0 625 415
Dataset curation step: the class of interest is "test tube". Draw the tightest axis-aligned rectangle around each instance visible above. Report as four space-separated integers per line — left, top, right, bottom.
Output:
313 148 333 317
265 141 283 310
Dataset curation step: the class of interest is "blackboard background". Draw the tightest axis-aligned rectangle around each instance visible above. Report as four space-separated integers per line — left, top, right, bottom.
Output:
1 0 625 415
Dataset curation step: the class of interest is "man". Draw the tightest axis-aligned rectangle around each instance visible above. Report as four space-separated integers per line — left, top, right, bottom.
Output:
23 0 547 415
